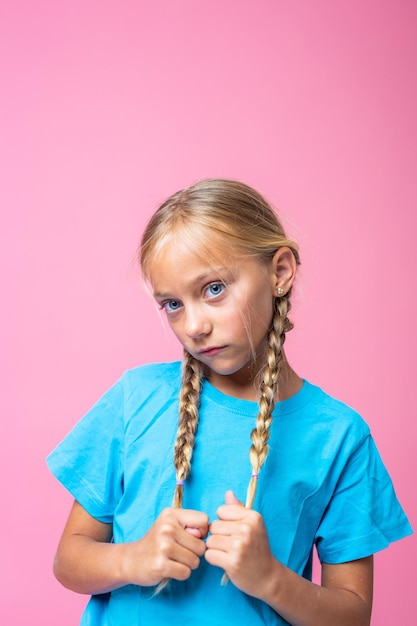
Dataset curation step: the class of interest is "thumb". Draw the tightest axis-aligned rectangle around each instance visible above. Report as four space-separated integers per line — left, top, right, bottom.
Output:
184 526 202 538
224 490 244 506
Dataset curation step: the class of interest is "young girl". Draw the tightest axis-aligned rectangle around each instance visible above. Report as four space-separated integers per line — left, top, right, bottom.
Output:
48 179 412 626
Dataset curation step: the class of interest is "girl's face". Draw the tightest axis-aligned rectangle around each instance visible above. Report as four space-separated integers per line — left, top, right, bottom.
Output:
149 233 278 395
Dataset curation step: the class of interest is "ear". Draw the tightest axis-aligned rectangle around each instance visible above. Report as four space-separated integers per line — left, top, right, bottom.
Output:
270 247 297 297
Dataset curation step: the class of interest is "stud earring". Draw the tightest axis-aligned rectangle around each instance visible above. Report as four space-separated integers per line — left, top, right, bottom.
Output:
277 287 284 296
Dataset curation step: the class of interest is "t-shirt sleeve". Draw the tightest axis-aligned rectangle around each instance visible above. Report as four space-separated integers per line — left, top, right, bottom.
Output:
315 433 412 564
46 379 125 523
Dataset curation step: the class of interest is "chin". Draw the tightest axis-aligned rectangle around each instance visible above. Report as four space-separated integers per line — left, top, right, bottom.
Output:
207 360 255 378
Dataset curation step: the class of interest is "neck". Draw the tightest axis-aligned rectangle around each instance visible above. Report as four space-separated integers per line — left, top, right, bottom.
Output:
276 359 303 401
208 352 303 402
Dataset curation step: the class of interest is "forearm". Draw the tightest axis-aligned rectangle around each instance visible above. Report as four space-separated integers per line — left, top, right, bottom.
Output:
260 559 372 626
53 504 209 595
53 534 132 595
206 499 373 625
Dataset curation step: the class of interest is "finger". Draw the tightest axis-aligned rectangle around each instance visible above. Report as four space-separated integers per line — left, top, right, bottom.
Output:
209 519 239 536
157 529 205 570
156 509 207 556
182 511 209 539
184 526 202 538
216 504 252 522
175 527 207 556
224 490 244 506
170 542 204 570
166 508 209 539
164 562 194 582
206 533 234 552
160 547 201 580
204 546 230 570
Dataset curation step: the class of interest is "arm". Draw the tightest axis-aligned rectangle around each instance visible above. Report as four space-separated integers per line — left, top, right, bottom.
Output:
205 491 373 626
53 500 209 595
261 557 373 626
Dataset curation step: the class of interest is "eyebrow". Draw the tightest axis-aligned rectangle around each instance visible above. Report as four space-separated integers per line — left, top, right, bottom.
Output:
153 267 233 299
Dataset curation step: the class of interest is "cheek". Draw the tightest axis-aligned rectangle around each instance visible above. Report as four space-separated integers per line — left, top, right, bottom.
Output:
220 306 246 331
163 318 184 342
169 323 184 342
246 298 275 337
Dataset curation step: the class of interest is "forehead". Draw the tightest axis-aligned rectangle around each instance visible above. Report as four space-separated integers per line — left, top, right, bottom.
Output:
147 229 241 290
152 226 238 268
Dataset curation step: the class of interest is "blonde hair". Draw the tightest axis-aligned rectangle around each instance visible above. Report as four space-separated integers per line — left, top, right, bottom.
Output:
140 178 300 518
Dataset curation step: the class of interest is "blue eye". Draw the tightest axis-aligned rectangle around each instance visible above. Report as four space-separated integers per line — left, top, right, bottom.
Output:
205 282 225 298
162 299 182 313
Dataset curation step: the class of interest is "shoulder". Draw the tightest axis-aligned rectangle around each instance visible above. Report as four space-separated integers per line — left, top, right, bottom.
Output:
298 381 371 446
120 361 182 392
116 361 182 415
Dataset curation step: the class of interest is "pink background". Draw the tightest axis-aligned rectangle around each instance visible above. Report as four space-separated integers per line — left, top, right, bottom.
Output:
2 1 416 623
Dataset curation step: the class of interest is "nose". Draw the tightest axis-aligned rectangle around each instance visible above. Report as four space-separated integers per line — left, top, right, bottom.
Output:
184 304 212 339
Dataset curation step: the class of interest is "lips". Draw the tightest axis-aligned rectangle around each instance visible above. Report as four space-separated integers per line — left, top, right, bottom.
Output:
199 346 226 356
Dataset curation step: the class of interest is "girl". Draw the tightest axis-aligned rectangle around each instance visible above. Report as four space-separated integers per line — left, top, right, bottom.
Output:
48 179 412 626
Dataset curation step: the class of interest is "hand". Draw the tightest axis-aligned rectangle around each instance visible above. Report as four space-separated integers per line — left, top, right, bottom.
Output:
121 507 209 587
205 490 276 597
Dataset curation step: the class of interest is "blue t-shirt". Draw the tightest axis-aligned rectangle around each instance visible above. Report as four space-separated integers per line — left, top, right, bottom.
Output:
47 362 412 625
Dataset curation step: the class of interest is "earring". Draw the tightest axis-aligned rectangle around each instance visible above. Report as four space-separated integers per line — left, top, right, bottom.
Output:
277 287 284 296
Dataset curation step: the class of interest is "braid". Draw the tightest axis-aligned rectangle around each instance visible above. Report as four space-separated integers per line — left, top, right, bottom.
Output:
139 178 302 592
173 351 203 508
155 351 203 594
246 293 291 509
221 294 291 586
